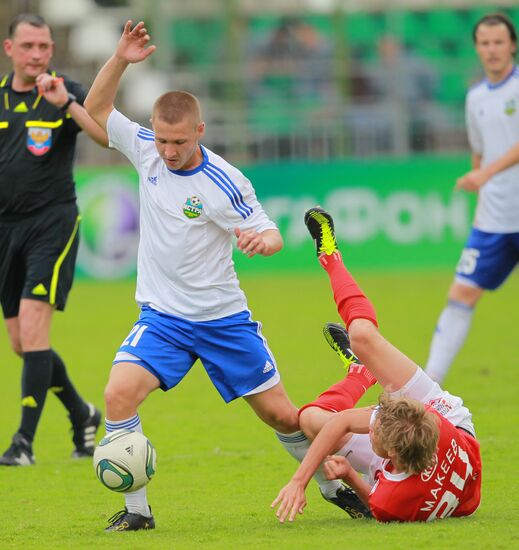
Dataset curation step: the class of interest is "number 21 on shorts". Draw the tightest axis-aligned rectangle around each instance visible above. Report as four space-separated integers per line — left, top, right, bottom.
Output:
122 324 148 348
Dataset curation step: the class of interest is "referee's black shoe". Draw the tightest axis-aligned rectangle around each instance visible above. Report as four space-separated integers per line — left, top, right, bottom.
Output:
322 485 372 519
0 432 35 466
105 508 155 531
304 207 339 257
71 403 101 458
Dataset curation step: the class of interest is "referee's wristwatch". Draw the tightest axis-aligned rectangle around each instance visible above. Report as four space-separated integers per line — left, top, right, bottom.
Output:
61 92 77 112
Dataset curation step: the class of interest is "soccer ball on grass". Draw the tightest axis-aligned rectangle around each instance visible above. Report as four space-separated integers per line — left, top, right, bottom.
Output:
93 429 157 492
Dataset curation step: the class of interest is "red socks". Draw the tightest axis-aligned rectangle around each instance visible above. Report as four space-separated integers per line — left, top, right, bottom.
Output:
299 252 378 416
319 252 378 329
299 364 377 415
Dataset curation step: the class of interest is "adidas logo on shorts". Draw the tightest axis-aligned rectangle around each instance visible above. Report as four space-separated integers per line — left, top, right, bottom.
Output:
263 361 274 374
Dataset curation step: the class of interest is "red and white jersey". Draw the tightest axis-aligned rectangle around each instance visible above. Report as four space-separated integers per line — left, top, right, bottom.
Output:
368 410 482 522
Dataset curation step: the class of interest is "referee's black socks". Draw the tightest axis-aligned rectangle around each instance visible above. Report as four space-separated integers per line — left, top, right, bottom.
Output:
49 349 89 425
19 349 53 442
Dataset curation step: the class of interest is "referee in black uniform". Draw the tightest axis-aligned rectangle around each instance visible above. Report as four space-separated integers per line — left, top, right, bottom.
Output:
0 14 108 465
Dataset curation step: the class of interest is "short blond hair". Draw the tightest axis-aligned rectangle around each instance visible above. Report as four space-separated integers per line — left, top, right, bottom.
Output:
374 393 440 475
152 91 201 126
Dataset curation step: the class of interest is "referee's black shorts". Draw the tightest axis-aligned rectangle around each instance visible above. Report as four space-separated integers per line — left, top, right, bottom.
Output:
0 202 81 319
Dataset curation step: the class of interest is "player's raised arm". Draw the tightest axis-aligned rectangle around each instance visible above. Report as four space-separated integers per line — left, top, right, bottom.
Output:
84 20 156 130
271 407 372 523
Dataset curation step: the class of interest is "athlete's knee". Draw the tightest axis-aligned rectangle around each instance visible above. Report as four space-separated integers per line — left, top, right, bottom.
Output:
348 319 379 359
299 407 322 440
105 363 159 418
104 379 144 417
18 320 48 350
264 406 299 433
448 282 483 307
17 302 52 350
5 317 22 355
18 318 34 344
11 341 23 357
6 332 23 356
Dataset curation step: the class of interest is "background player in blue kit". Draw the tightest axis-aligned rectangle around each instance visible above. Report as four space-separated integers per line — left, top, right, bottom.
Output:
425 13 519 384
0 14 107 466
85 21 353 531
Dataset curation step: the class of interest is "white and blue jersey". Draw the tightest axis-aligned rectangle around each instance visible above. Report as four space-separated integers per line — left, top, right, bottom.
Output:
466 67 519 233
457 67 519 288
107 108 277 321
107 109 280 399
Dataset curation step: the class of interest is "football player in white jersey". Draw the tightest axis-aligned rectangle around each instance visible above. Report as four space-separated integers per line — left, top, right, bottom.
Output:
84 21 353 531
425 13 519 384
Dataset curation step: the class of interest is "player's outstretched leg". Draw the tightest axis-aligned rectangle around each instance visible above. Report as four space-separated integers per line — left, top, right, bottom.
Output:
304 206 417 392
304 207 377 329
105 507 155 532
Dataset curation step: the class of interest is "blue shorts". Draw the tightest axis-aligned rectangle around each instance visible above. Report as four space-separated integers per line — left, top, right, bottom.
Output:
113 306 279 402
455 228 519 290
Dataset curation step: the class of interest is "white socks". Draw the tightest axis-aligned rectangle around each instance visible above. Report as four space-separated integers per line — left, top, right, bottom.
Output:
105 415 152 517
276 430 342 499
425 300 474 384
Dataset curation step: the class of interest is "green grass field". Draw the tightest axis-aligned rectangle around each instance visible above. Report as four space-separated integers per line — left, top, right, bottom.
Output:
1 270 518 549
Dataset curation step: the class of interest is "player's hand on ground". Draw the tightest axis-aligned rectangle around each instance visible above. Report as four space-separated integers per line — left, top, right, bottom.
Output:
116 20 156 64
271 480 307 523
35 74 68 107
323 454 354 481
455 169 489 192
234 228 266 258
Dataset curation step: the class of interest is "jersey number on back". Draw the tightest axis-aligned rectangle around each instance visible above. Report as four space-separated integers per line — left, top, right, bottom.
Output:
426 446 473 521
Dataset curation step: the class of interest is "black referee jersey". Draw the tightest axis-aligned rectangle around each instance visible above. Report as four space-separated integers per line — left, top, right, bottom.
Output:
0 71 87 220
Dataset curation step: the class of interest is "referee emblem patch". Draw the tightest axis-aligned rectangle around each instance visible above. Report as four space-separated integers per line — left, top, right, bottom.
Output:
183 196 203 218
27 127 52 156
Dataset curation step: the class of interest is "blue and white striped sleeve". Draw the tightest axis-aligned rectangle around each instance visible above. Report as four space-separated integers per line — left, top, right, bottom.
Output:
205 163 277 233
